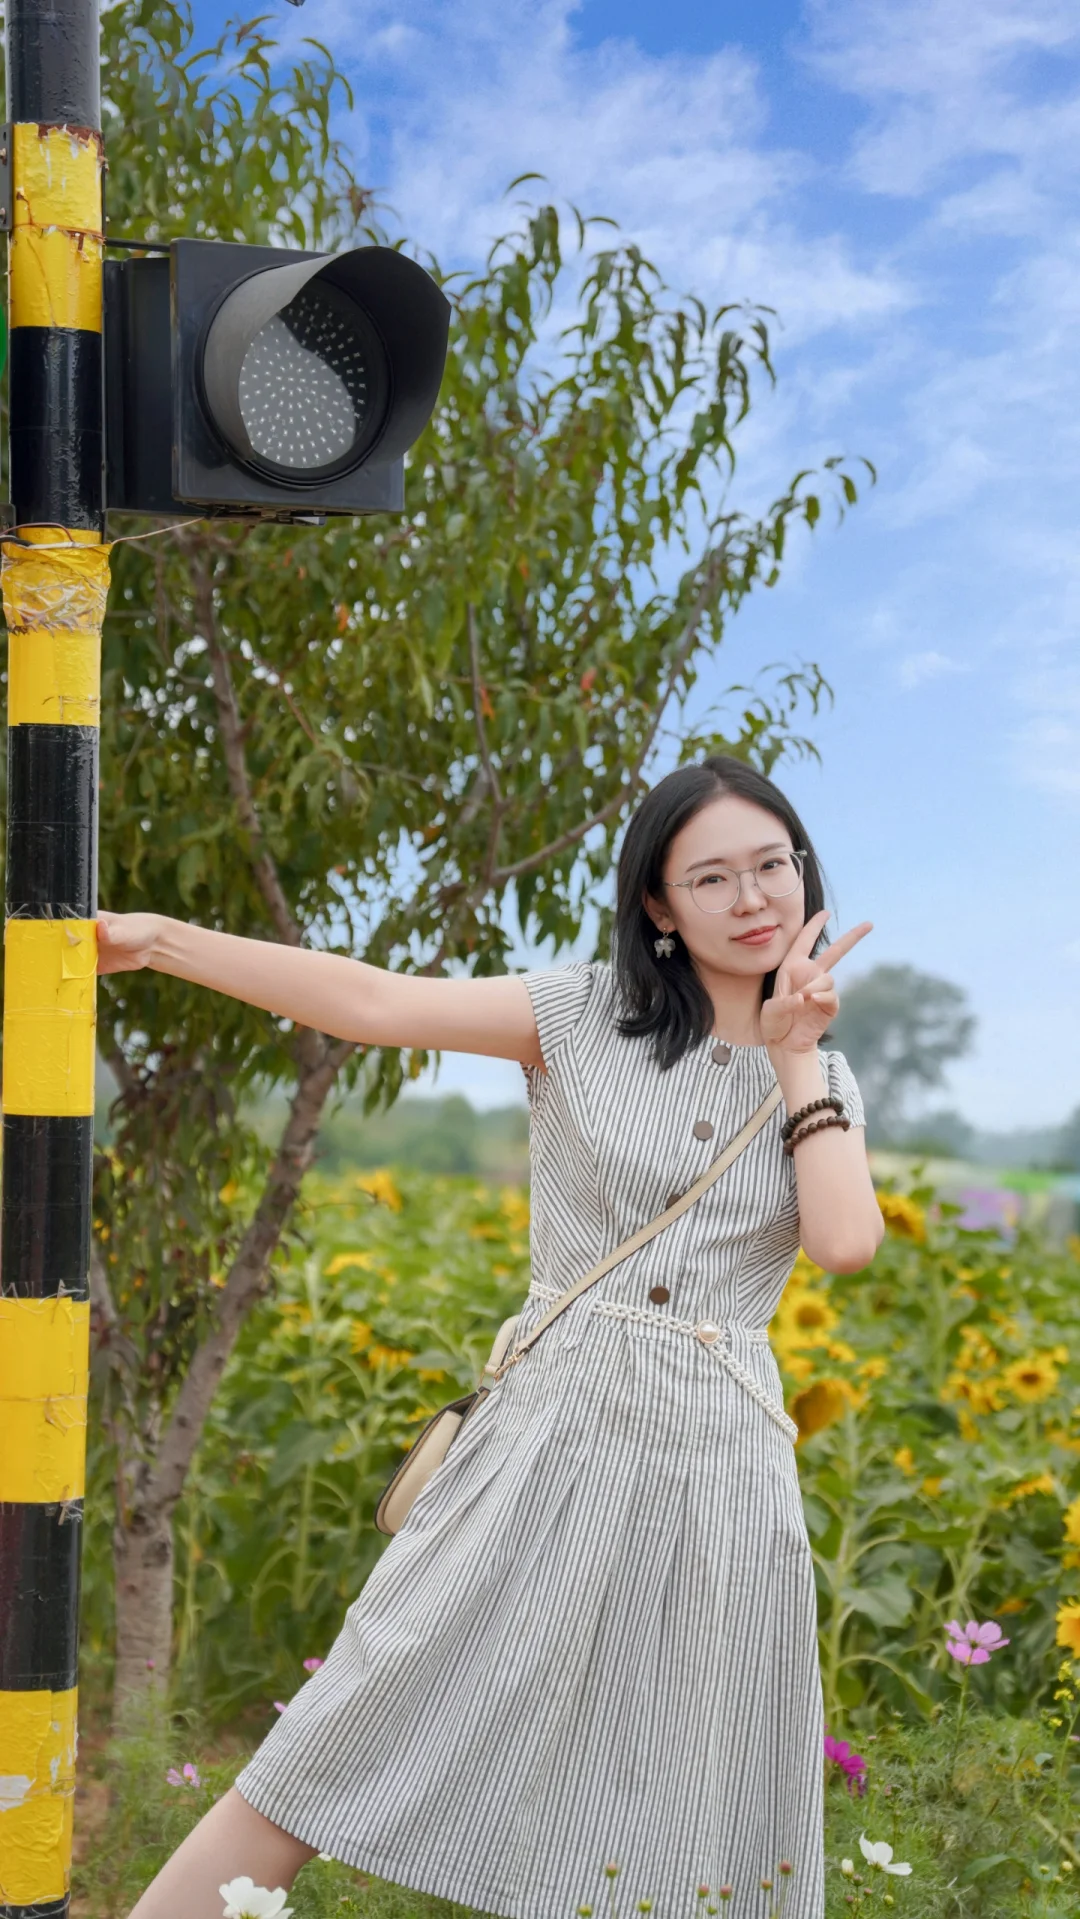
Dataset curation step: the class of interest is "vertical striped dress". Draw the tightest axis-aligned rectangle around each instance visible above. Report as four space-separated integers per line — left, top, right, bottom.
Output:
235 960 866 1919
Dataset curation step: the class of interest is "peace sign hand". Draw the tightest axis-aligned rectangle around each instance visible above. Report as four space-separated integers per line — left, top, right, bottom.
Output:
759 910 872 1054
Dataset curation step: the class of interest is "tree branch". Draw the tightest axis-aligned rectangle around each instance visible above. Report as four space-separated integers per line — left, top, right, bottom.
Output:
188 546 306 955
467 602 507 886
445 542 729 899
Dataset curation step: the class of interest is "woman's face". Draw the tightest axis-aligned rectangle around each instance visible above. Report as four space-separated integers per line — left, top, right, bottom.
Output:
645 792 807 979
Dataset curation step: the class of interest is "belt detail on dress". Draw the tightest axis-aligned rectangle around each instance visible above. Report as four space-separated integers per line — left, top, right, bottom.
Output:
526 1280 799 1444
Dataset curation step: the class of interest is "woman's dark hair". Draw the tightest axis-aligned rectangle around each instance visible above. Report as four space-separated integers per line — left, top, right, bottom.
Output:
613 755 829 1069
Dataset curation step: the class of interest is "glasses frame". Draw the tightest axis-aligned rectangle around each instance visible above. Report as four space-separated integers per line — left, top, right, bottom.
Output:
662 848 808 915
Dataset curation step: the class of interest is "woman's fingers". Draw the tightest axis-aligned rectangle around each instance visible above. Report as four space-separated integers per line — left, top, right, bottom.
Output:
781 909 831 969
813 921 873 972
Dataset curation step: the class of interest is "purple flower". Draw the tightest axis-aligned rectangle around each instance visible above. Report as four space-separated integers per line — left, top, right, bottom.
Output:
954 1187 1021 1235
165 1762 201 1788
944 1618 1010 1665
824 1733 867 1796
302 1657 324 1673
273 1700 288 1713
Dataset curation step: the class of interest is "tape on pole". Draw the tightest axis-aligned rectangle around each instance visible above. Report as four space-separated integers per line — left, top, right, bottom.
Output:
2 921 97 1117
0 1298 89 1503
0 1685 77 1900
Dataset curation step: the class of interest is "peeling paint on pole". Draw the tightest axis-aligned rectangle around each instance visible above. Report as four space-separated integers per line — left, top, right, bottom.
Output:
1 5 105 1912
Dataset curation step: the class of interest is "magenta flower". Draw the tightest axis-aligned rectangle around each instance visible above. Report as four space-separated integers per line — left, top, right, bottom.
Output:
165 1762 201 1788
273 1700 288 1713
823 1732 867 1796
302 1657 324 1673
944 1619 1010 1665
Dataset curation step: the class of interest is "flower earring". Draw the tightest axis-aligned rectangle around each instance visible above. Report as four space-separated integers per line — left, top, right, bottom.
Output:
654 929 676 958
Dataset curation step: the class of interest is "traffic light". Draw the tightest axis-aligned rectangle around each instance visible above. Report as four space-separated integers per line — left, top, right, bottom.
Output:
104 239 451 522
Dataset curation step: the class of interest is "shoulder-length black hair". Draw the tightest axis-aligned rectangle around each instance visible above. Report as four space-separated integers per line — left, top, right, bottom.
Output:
613 755 829 1069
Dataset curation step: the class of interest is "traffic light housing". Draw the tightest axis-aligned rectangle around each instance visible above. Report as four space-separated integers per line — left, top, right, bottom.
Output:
104 239 451 521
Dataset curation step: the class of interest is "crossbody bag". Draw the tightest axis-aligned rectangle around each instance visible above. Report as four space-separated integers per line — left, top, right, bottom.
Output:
374 1080 783 1536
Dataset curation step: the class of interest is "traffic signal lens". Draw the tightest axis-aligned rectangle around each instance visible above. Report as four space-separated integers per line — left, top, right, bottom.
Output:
230 280 387 481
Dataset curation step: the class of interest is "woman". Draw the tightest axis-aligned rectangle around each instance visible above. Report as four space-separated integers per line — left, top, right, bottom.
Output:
111 754 883 1919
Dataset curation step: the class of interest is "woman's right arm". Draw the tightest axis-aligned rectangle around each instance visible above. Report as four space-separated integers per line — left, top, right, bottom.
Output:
96 912 545 1068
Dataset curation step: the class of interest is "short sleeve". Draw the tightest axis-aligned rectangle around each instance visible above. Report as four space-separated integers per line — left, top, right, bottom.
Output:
819 1047 866 1130
519 960 597 1101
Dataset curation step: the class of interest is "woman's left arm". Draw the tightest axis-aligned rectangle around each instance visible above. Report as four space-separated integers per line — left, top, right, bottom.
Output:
763 909 885 1274
768 1047 883 1272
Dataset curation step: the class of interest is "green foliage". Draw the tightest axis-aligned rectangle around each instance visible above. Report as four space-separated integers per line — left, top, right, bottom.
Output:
84 1168 531 1717
246 1091 531 1182
774 1192 1080 1730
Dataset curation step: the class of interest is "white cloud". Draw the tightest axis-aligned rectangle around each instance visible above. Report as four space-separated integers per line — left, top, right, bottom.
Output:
895 649 968 688
804 0 1080 197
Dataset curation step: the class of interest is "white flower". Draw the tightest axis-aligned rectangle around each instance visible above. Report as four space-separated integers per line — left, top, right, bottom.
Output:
219 1877 293 1918
840 1858 855 1876
859 1834 912 1876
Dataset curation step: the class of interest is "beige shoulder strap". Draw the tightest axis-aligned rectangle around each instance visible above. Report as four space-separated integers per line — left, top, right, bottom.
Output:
491 1080 782 1382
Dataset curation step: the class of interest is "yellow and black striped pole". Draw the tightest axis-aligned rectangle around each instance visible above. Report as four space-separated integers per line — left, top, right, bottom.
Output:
0 3 106 1911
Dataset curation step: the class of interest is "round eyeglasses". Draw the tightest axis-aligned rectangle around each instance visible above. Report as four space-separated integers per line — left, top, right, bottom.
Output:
663 849 807 915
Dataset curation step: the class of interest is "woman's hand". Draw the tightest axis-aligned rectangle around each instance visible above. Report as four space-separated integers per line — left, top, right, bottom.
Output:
760 909 872 1054
97 910 165 975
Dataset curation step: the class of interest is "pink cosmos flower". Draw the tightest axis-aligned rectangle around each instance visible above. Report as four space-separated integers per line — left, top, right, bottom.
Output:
273 1700 288 1713
165 1762 201 1788
302 1657 324 1673
823 1732 867 1796
944 1619 1010 1665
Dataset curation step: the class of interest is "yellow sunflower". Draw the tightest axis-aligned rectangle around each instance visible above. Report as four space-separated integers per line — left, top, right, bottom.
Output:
775 1291 839 1346
1002 1353 1060 1404
942 1372 1005 1416
1064 1497 1080 1547
877 1191 926 1241
357 1169 403 1212
790 1376 861 1440
775 1348 816 1382
893 1445 916 1475
1000 1472 1056 1508
1055 1601 1080 1656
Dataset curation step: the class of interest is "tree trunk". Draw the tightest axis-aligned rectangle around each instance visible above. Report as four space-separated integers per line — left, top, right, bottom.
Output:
111 1500 175 1722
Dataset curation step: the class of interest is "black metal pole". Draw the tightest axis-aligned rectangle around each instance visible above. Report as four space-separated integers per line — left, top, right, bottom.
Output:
0 4 106 1911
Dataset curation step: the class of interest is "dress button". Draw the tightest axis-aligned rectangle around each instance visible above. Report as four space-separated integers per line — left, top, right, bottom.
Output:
711 1041 732 1065
692 1119 714 1140
695 1320 721 1346
649 1285 670 1305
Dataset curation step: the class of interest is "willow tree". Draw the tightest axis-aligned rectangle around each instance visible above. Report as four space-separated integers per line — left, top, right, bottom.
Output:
68 0 869 1712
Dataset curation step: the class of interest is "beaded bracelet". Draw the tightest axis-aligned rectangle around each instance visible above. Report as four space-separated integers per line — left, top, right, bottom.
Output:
784 1111 851 1157
780 1093 843 1143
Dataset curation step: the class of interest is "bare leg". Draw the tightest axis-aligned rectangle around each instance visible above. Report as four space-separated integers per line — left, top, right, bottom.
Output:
125 1786 319 1919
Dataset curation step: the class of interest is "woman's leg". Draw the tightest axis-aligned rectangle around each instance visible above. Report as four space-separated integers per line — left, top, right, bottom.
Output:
125 1786 319 1919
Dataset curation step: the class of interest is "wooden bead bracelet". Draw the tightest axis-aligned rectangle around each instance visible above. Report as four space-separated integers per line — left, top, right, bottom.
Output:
784 1111 851 1156
780 1093 843 1143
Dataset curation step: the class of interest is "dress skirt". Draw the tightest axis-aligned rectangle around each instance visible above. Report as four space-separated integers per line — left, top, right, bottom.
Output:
235 1310 825 1918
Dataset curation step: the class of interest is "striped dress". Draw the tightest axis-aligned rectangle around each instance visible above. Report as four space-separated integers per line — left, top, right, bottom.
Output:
235 960 865 1919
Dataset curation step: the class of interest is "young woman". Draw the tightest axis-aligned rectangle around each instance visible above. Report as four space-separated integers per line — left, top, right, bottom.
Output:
111 754 882 1919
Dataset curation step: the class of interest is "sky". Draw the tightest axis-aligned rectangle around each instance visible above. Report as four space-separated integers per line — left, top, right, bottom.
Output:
191 0 1080 1127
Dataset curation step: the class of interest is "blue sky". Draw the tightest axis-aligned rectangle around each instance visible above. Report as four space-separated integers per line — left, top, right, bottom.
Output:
193 0 1080 1127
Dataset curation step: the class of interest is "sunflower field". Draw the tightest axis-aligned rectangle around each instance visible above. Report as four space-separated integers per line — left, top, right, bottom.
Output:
76 1169 1080 1915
